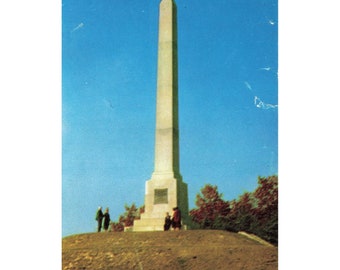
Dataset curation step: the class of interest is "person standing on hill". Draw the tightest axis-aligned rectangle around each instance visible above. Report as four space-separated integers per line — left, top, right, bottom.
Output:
103 207 111 232
95 206 104 232
172 207 181 231
164 212 172 231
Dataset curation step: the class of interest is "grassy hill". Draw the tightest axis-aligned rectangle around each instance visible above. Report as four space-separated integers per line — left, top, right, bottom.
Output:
62 230 277 270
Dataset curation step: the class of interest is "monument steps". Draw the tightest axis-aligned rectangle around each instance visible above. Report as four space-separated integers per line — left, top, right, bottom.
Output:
132 218 165 231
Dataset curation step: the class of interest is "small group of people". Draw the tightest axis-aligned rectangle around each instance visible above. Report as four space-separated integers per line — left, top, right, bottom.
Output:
95 206 111 232
164 206 182 231
96 205 181 232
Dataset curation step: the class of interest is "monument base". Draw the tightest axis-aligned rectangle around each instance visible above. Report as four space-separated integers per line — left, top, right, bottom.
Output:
133 217 165 232
132 174 189 232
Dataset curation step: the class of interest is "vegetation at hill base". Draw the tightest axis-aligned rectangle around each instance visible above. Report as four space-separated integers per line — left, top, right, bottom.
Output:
110 175 278 245
190 175 278 245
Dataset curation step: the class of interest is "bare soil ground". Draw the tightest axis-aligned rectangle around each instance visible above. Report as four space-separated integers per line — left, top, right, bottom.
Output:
62 230 277 270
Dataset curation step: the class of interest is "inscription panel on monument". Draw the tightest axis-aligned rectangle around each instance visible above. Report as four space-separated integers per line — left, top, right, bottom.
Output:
154 188 168 204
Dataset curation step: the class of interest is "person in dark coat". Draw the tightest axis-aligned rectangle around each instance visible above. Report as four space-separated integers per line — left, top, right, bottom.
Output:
95 206 104 232
164 212 172 231
103 207 111 232
172 207 181 231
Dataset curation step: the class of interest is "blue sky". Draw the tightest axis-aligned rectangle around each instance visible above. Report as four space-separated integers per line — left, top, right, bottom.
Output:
62 0 278 237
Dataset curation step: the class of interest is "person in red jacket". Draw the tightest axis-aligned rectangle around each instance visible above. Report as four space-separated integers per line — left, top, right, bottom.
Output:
171 207 181 231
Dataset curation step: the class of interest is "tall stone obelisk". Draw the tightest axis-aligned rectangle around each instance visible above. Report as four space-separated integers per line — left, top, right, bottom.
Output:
133 0 189 231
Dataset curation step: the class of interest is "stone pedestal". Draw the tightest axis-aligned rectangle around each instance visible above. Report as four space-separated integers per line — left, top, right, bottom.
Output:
133 173 188 231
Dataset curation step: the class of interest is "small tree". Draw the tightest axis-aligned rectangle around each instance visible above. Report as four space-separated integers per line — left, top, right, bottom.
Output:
252 175 278 244
120 203 145 227
110 217 124 232
253 176 278 223
111 203 145 232
225 192 256 232
190 184 230 229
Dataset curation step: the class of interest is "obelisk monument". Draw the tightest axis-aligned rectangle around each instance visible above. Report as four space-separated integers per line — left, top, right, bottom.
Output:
133 0 189 231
